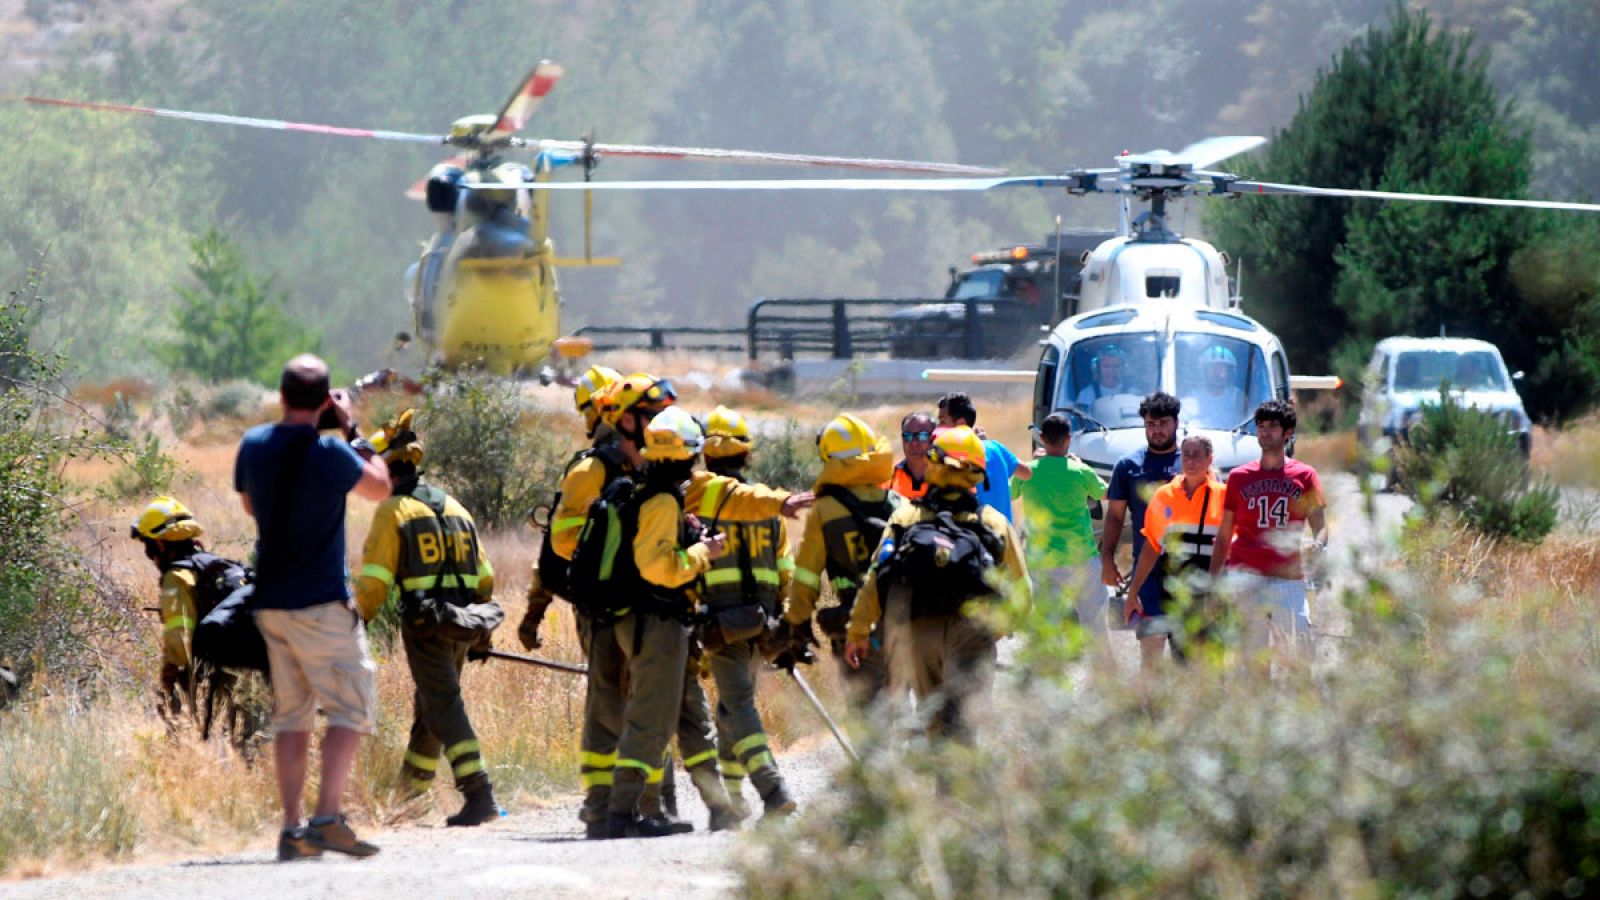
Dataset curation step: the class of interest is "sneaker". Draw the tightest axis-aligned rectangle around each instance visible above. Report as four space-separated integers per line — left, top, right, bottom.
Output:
305 814 380 857
277 827 323 862
761 786 798 819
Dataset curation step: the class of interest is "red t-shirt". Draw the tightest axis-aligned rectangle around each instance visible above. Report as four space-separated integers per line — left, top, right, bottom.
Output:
1221 459 1325 579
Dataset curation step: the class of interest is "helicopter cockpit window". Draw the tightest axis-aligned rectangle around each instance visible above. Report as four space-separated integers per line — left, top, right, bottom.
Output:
1058 333 1163 428
1175 333 1272 430
1392 350 1507 392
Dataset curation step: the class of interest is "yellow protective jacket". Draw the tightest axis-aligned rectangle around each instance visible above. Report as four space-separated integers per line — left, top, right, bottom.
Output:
634 490 713 591
786 444 897 624
548 454 787 562
158 568 199 669
694 475 793 613
356 484 495 622
847 489 1032 644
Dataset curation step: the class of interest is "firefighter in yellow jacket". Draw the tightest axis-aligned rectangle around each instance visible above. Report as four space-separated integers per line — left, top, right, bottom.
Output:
845 426 1031 740
353 411 505 827
781 414 900 705
572 375 811 836
599 407 729 838
130 495 210 716
697 406 798 821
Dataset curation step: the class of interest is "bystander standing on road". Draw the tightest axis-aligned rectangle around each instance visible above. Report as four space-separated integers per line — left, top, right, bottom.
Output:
1101 393 1183 654
1011 413 1108 650
1124 434 1225 671
886 411 934 501
937 392 1028 522
1208 400 1328 669
235 354 390 861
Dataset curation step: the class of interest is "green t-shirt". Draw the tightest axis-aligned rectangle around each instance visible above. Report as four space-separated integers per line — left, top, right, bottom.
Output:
1011 454 1107 568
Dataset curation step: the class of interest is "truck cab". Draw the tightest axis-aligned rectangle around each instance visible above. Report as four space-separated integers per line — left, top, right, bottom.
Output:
886 231 1114 359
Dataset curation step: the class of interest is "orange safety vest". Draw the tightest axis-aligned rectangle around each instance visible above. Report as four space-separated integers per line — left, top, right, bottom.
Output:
885 461 929 501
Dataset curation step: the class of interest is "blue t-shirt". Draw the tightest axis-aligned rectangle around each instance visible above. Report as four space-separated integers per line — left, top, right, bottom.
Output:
234 423 365 610
977 438 1019 522
1107 446 1181 606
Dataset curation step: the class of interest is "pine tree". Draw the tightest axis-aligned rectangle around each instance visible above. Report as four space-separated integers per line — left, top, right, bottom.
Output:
1207 5 1535 381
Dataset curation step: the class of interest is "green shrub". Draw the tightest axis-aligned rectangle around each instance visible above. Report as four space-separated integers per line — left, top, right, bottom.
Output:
417 374 577 529
101 433 180 501
745 418 820 491
161 228 321 386
203 379 269 420
1398 389 1559 542
0 273 142 691
740 557 1600 898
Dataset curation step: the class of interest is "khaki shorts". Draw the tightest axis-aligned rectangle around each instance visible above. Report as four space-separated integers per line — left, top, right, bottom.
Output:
256 602 377 735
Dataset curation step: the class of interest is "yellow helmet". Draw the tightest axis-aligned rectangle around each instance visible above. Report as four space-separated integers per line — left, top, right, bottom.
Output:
642 406 703 462
928 425 987 477
703 405 752 459
816 414 880 461
131 496 203 542
598 372 677 428
366 408 423 467
574 365 622 434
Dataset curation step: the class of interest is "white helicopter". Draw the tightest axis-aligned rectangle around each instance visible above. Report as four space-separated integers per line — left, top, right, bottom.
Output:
502 133 1600 473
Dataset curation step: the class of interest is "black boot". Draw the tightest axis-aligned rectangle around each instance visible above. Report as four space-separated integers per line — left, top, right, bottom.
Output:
446 781 501 827
604 812 636 839
632 813 692 837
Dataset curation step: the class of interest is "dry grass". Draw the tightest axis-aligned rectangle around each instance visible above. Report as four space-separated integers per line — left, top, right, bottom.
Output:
1532 416 1600 488
1294 430 1358 473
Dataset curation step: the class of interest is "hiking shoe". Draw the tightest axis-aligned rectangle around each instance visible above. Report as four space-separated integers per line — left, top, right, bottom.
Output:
761 786 798 819
305 814 380 857
632 813 693 838
445 784 502 828
708 805 744 833
277 827 323 862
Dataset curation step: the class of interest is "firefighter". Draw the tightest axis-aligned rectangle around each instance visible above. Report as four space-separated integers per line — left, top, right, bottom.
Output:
602 406 729 838
780 414 900 705
520 363 625 651
845 425 1031 740
130 495 211 716
566 373 804 836
353 410 505 827
697 406 798 821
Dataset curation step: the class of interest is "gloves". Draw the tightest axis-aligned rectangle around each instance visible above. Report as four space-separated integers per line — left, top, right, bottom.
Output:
770 619 818 670
517 592 549 651
467 630 493 663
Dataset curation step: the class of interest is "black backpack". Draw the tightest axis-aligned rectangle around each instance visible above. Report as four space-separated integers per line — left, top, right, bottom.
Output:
565 475 640 623
169 552 253 621
879 497 1006 619
536 444 626 600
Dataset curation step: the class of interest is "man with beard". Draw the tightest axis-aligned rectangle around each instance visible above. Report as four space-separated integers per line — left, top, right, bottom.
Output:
1099 393 1182 661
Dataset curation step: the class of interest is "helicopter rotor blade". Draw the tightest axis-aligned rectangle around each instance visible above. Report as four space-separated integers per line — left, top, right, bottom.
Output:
510 175 1069 192
4 95 447 145
492 61 563 137
1167 135 1268 170
1223 179 1600 213
537 140 1006 176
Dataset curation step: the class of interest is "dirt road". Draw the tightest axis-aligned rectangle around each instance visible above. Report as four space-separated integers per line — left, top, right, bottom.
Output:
5 473 1407 898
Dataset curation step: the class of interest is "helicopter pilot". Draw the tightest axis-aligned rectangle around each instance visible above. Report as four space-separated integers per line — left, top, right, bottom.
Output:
1182 345 1247 429
1075 348 1130 408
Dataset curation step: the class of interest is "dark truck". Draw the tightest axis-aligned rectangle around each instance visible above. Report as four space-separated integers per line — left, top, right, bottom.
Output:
884 231 1113 358
576 230 1117 364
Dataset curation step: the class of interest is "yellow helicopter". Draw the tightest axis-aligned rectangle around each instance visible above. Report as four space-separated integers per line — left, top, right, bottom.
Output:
11 62 1003 375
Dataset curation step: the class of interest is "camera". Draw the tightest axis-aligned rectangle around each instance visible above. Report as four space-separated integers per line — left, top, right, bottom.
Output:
315 389 348 431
